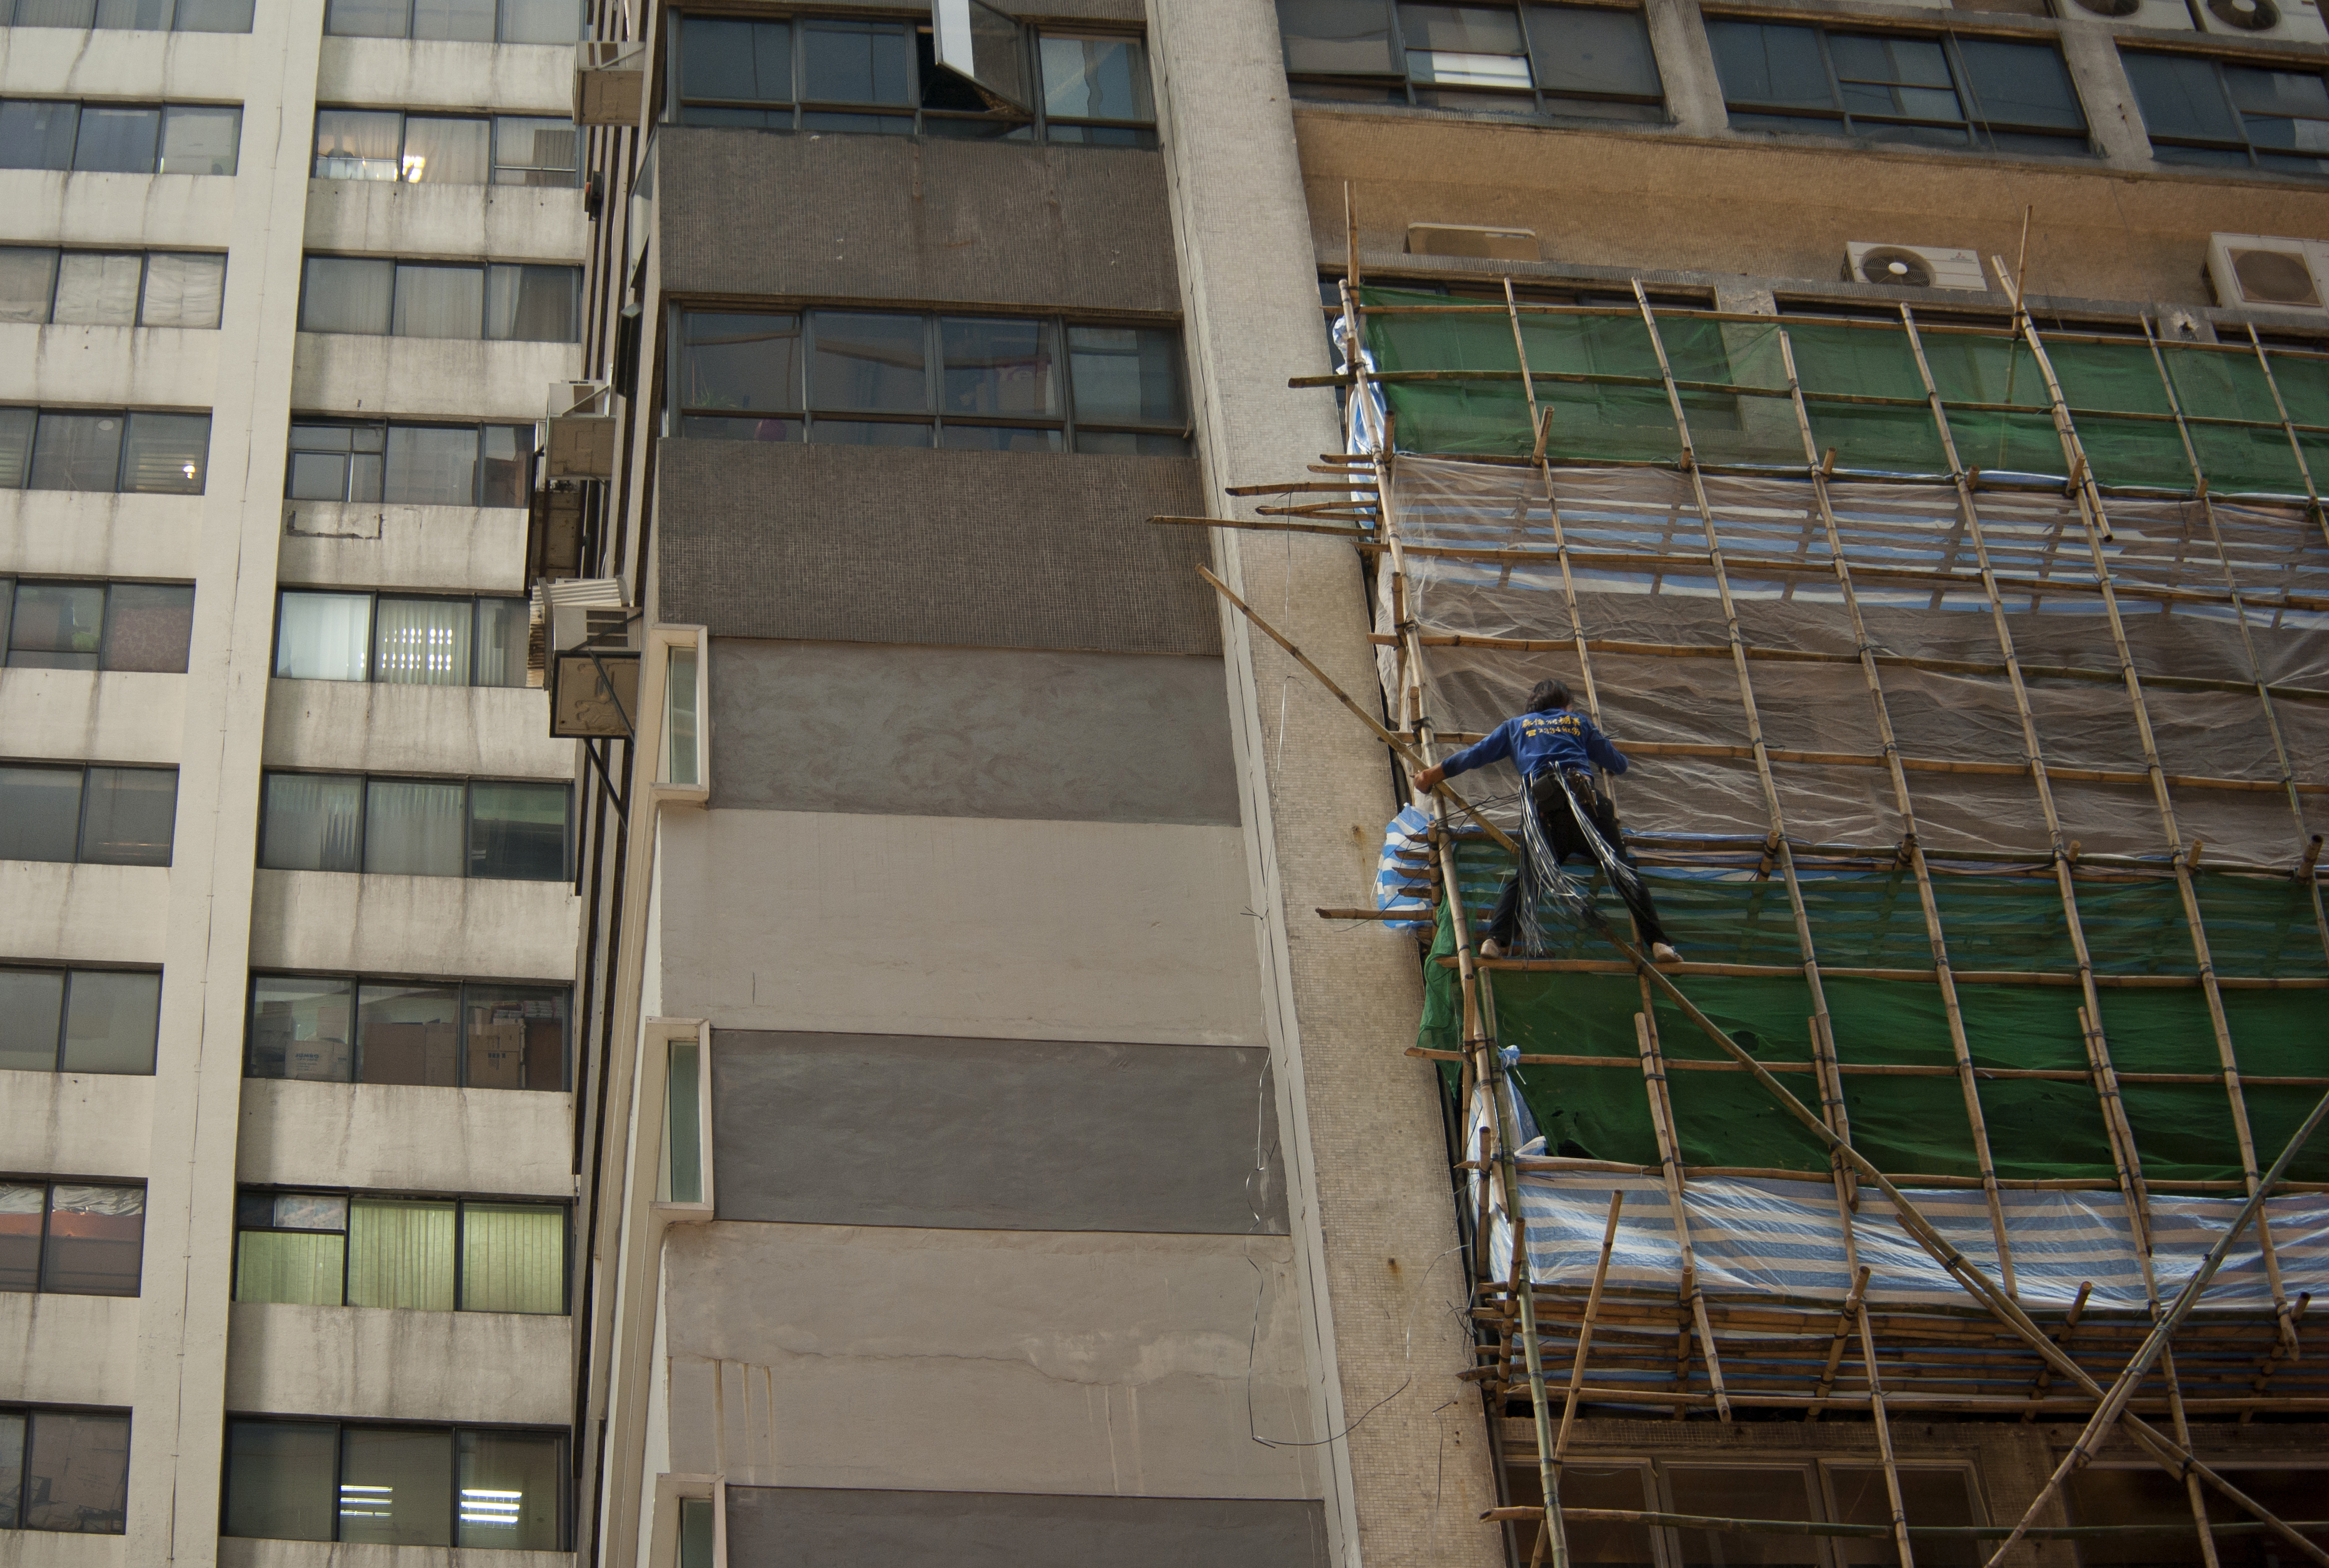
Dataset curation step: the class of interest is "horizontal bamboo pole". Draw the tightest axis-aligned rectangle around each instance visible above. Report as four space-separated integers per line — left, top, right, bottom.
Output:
1437 954 2329 989
1414 1046 2329 1089
1490 1506 2329 1542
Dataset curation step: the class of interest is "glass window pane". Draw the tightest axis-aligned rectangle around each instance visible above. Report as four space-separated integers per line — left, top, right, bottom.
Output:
465 985 566 1090
356 980 459 1086
479 424 528 508
29 412 126 492
248 973 355 1080
276 591 372 681
474 597 529 687
78 765 176 866
159 105 239 174
373 597 471 686
139 253 225 328
1668 1467 1818 1565
345 1203 455 1311
0 246 58 322
1039 35 1153 121
235 1229 347 1304
258 772 364 874
121 412 210 493
12 0 98 22
1277 0 1395 75
810 311 927 412
1707 20 1832 111
287 451 351 501
60 968 160 1074
469 781 568 881
1958 39 2083 131
225 1422 338 1541
1528 6 1661 100
0 1183 43 1290
0 407 31 488
41 1183 143 1295
314 108 403 180
102 582 194 672
682 17 791 104
460 1204 562 1312
174 0 256 30
1831 1467 1978 1567
9 581 105 669
399 116 488 184
1828 34 1950 89
325 0 405 32
51 253 141 326
679 1498 713 1568
24 1411 130 1533
1068 324 1186 427
410 0 490 39
0 764 84 860
665 1040 702 1202
1401 2 1521 52
496 0 579 42
680 311 802 414
664 646 699 786
0 1410 21 1532
383 424 480 507
96 0 172 26
456 1429 561 1549
393 263 483 339
71 106 160 173
2228 63 2329 117
484 264 577 342
301 256 395 335
800 19 913 105
2123 51 2242 142
942 317 1059 418
340 1428 455 1545
0 101 79 170
363 778 467 877
491 116 577 185
0 968 64 1072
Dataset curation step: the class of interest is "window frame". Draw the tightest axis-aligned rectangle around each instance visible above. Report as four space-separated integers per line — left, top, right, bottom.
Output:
309 108 581 187
668 304 1193 452
665 9 1161 147
0 246 228 328
1 577 197 671
1706 17 2094 155
0 964 163 1076
295 256 583 343
0 98 242 174
231 1186 571 1314
254 771 575 883
281 417 536 508
243 971 572 1090
270 587 532 686
0 1175 147 1297
221 1418 570 1550
0 760 180 866
0 1404 134 1535
320 0 585 43
0 407 214 494
2122 46 2329 175
1278 0 1667 121
0 0 254 28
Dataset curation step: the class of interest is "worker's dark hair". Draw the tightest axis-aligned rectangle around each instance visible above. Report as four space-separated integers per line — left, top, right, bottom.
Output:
1527 679 1573 713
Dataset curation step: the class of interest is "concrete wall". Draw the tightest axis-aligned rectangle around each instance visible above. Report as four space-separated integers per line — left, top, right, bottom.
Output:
0 1293 140 1409
224 1303 571 1426
0 493 204 581
276 504 527 593
0 1072 154 1181
262 682 566 778
249 870 580 981
0 864 173 965
291 334 581 424
304 181 588 269
706 640 1238 825
238 1079 574 1197
724 1487 1329 1568
0 325 221 409
1 671 185 767
216 1541 571 1568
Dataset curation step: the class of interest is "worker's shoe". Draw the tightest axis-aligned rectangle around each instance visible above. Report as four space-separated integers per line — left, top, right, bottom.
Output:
1479 939 1505 960
1650 942 1682 965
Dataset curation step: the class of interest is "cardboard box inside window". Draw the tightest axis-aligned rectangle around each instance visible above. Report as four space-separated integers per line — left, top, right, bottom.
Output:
469 1019 528 1089
361 1022 458 1086
286 1037 352 1082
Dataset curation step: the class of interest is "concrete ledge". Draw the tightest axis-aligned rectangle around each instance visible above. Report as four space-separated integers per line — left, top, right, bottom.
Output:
315 37 573 115
0 492 204 581
726 1487 1330 1568
0 25 246 98
0 1292 140 1408
291 333 581 424
225 1301 571 1426
0 670 184 767
0 169 233 249
217 1539 572 1568
277 504 527 595
0 324 220 409
249 869 579 981
0 863 171 966
237 1078 573 1197
262 682 569 780
0 1527 128 1568
0 1071 153 1182
303 181 587 269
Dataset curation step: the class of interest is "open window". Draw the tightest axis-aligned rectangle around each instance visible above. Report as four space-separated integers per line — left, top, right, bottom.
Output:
930 0 1031 114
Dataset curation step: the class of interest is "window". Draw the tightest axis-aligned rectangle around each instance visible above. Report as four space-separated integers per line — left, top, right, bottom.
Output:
311 110 579 186
0 100 239 174
669 13 1159 146
247 975 566 1089
275 591 528 687
234 1189 566 1312
0 248 226 328
2067 1465 2329 1565
2 579 195 671
298 257 580 343
2124 51 2329 176
0 0 252 28
673 307 1190 452
0 409 211 493
0 764 177 866
1277 0 1662 120
258 774 571 881
321 0 581 41
1706 21 2090 154
284 420 531 508
0 1180 145 1296
0 967 161 1075
223 1421 566 1549
0 1408 131 1534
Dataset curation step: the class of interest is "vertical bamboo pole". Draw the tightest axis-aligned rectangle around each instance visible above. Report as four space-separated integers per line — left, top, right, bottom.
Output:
1553 1192 1624 1463
2238 324 2329 553
1854 1296 1916 1568
1807 1265 1873 1422
1635 1003 1730 1419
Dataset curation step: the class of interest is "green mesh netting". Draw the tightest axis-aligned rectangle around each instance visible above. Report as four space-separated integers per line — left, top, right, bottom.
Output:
1417 863 2329 1184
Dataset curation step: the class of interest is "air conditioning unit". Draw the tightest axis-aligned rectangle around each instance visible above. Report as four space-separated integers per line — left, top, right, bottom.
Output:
2056 0 2197 26
574 40 647 127
530 579 641 736
546 380 616 481
1407 223 1540 262
1845 241 1991 292
2206 233 2329 318
526 482 585 585
2194 0 2327 38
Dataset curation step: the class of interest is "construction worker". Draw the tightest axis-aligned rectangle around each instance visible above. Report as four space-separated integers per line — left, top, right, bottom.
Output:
1410 679 1681 964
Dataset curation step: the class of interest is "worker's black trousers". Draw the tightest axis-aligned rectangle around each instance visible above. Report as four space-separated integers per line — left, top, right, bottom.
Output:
1482 768 1669 949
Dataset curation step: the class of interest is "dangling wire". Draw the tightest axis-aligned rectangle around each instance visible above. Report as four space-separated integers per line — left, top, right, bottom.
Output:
1549 768 1649 908
1514 772 1588 957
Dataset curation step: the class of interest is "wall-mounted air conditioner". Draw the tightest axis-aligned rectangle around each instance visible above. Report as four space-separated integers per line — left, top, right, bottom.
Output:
529 579 640 734
1407 223 1540 262
2057 0 2198 28
546 380 617 481
575 40 647 127
2206 233 2329 318
1844 241 1991 292
2194 0 2327 40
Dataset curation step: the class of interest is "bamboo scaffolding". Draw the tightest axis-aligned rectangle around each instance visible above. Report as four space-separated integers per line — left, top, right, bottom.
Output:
1552 1192 1623 1464
1634 1006 1730 1421
1854 1292 1916 1568
1806 1266 1871 1423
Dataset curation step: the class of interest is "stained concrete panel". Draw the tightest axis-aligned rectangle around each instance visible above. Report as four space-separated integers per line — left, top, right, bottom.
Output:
0 492 204 581
237 1079 573 1198
0 863 171 966
224 1301 571 1426
656 442 1215 656
262 681 569 781
657 130 1177 314
710 1032 1286 1234
661 1222 1319 1499
725 1487 1330 1568
1 670 183 767
707 641 1238 825
0 1293 139 1409
248 869 580 983
654 809 1264 1046
0 1072 152 1183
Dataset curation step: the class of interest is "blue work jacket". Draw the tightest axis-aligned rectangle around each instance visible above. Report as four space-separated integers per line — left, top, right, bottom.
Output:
1440 708 1629 782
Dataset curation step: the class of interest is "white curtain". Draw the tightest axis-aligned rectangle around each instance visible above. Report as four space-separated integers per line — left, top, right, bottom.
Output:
400 117 488 184
373 597 471 686
363 779 466 876
391 263 482 338
50 253 140 326
301 257 394 334
260 773 363 873
274 592 371 680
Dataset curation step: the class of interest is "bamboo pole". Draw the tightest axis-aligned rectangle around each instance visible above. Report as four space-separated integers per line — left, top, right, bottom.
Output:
1855 1295 1916 1568
2022 1280 2092 1420
1806 1266 1872 1424
1635 1006 1730 1420
1553 1192 1624 1463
